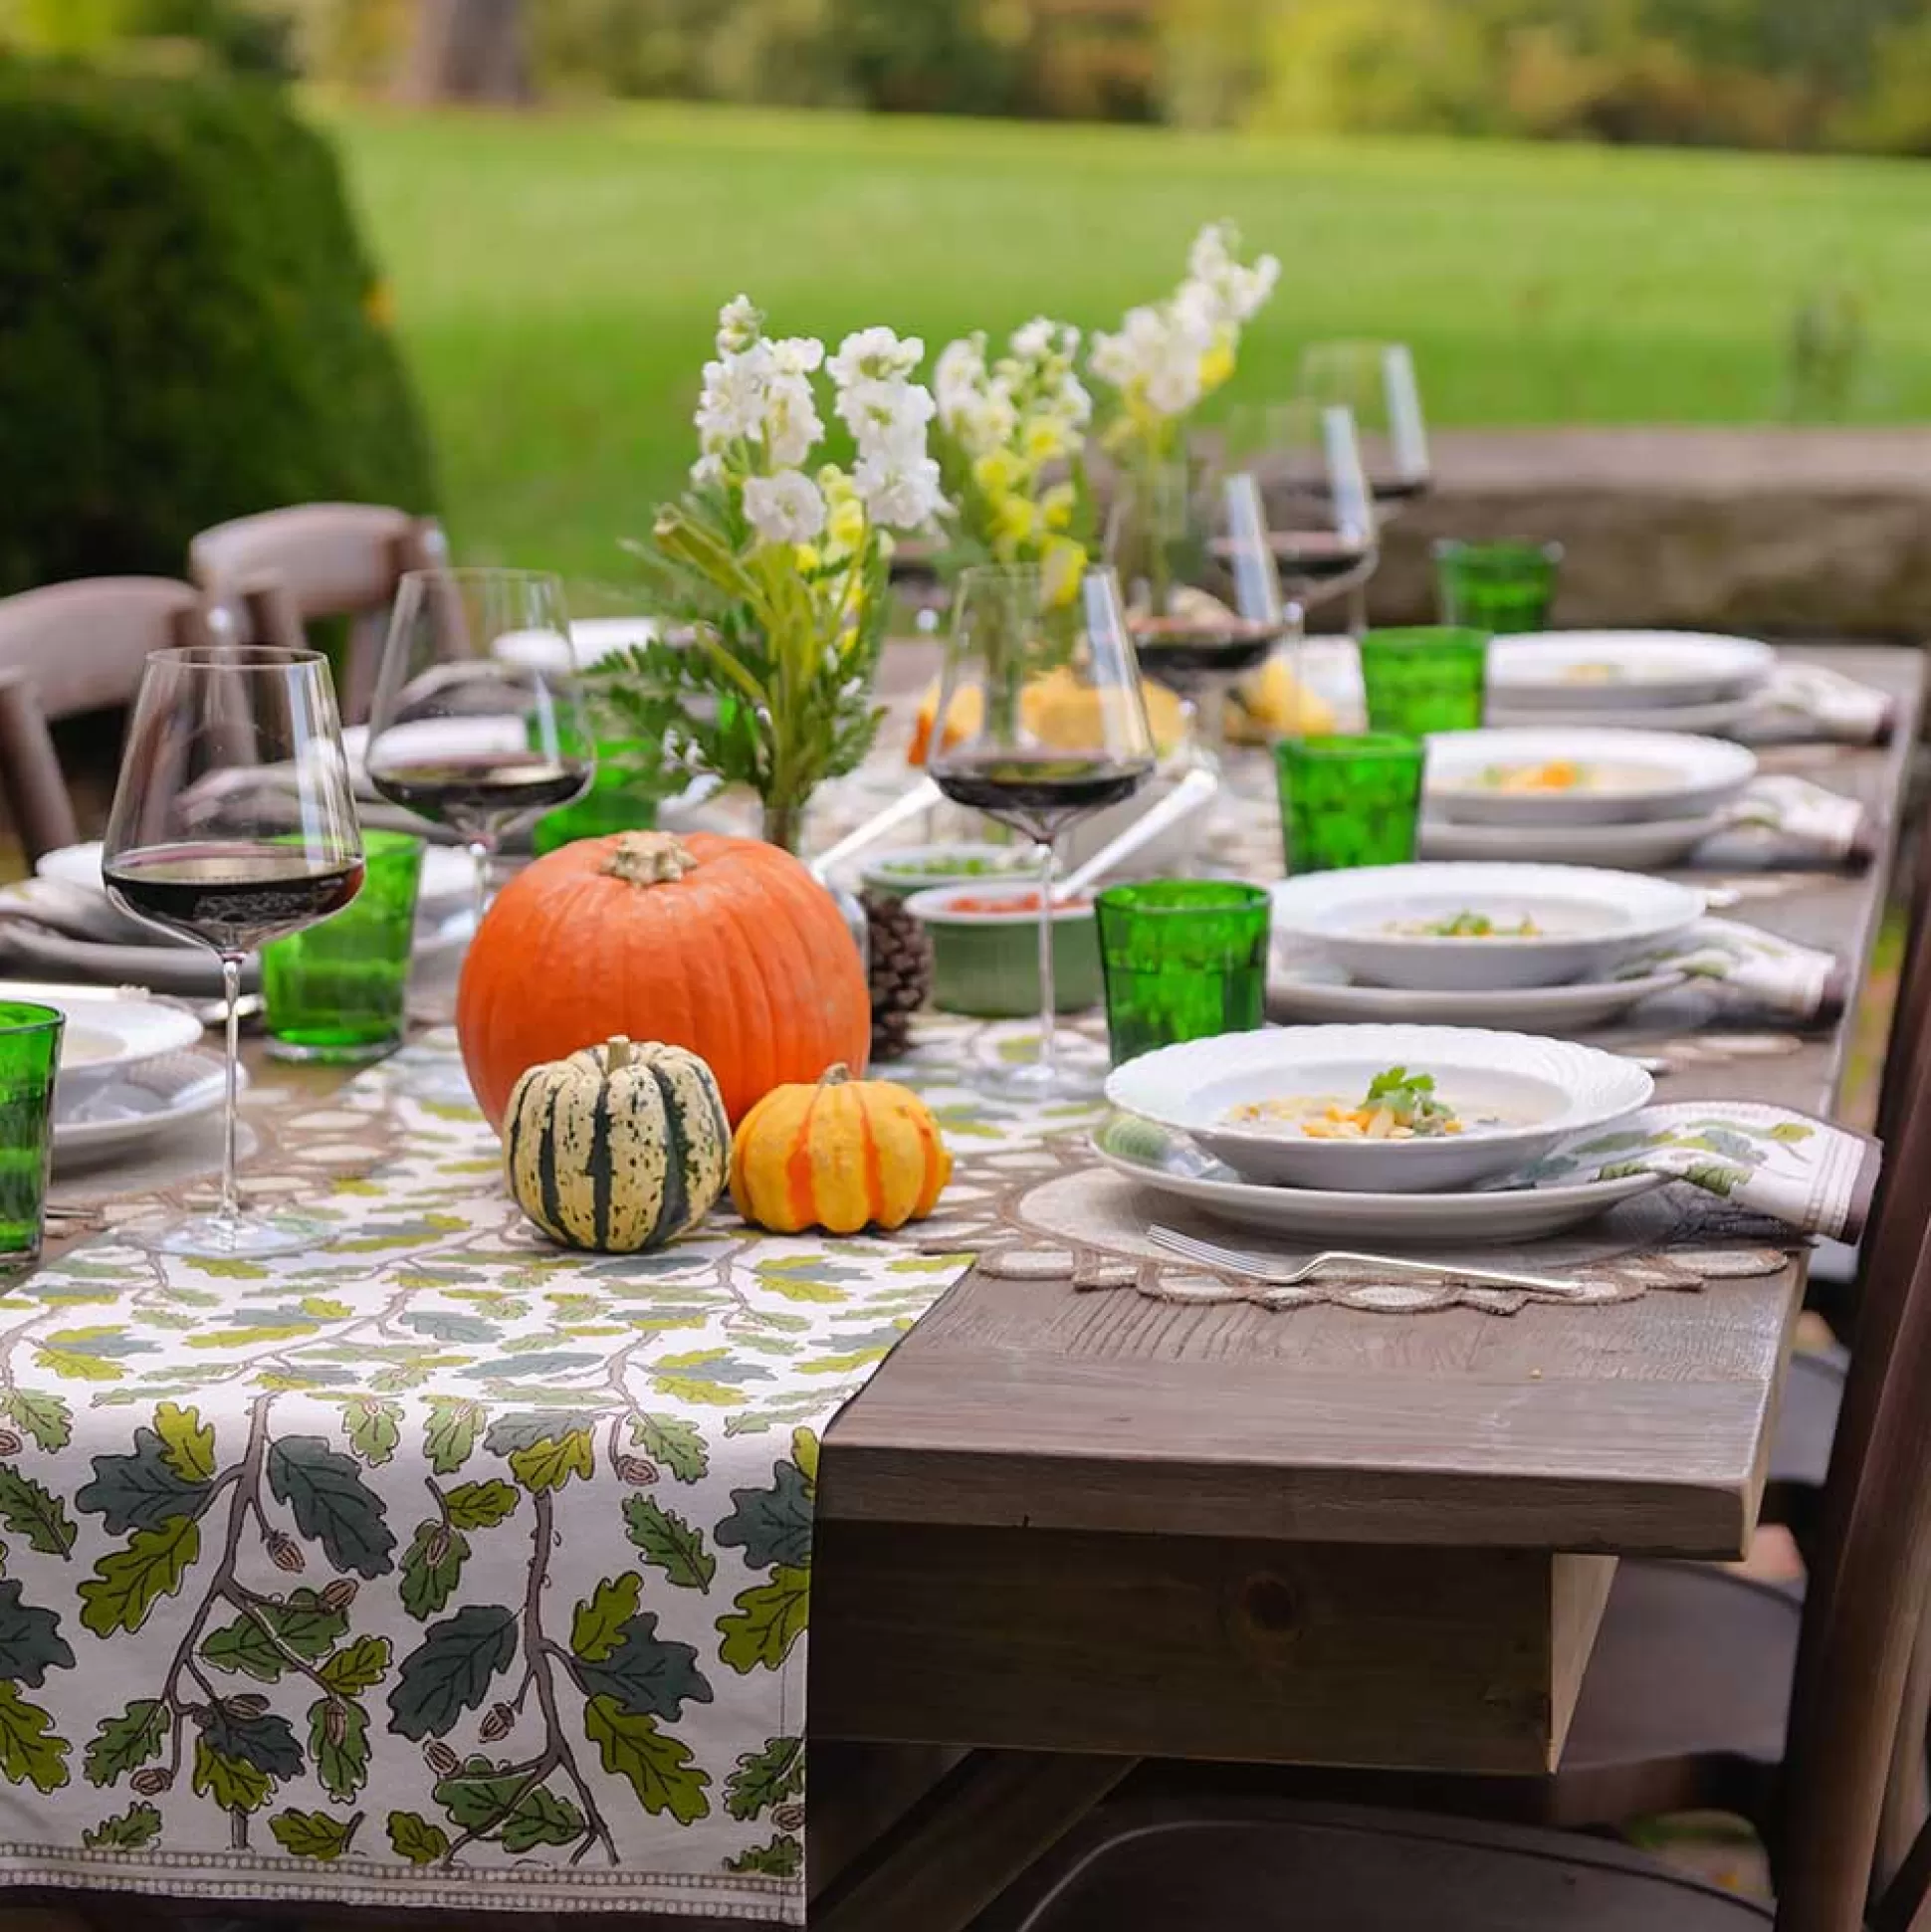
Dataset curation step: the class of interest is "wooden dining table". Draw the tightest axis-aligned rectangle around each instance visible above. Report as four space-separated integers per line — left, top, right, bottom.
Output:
27 643 1924 1932
797 643 1925 1931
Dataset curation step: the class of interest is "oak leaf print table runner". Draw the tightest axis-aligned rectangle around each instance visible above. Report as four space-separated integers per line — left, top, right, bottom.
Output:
0 1033 978 1921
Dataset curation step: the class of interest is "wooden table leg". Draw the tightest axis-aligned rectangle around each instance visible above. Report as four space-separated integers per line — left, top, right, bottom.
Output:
808 1750 1137 1932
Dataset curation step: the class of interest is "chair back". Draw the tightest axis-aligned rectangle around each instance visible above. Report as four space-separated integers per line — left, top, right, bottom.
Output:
188 503 447 723
1778 1036 1931 1929
0 577 217 863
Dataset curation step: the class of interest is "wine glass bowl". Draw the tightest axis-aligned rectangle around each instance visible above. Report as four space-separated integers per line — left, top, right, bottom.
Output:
102 644 364 1257
364 568 593 920
927 564 1157 1099
1295 339 1431 510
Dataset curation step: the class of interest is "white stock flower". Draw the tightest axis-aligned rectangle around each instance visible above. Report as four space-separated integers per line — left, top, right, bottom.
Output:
768 334 825 376
935 334 988 424
762 370 824 469
837 375 937 460
829 325 925 388
1011 316 1055 360
695 342 771 446
690 452 727 488
716 295 761 354
743 469 827 547
856 450 944 531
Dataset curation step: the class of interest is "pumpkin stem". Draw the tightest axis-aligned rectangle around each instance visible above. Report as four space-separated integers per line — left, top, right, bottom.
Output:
600 831 700 885
606 1035 632 1073
819 1064 853 1087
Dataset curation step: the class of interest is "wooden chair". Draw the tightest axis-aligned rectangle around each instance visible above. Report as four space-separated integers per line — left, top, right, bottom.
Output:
1125 998 1931 1882
1767 807 1931 1551
0 577 215 865
984 1196 1931 1932
188 502 447 725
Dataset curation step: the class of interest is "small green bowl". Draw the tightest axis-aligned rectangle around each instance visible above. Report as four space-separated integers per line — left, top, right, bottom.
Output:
903 885 1103 1017
860 841 1045 901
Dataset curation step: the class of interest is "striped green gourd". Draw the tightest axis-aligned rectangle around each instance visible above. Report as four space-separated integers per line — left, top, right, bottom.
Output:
504 1035 729 1252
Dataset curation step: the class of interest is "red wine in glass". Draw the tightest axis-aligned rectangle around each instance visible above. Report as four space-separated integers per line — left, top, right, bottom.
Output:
932 753 1156 846
105 844 365 954
369 752 593 828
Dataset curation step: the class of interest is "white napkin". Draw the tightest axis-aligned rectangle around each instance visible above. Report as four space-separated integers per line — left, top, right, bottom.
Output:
1739 663 1897 746
1620 917 1844 1023
1692 775 1874 869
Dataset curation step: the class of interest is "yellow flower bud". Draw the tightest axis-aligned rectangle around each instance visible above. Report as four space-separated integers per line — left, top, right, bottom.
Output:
1040 537 1086 607
828 499 866 551
793 543 822 573
1198 338 1236 395
972 449 1023 497
1023 416 1071 465
993 493 1037 544
1040 481 1077 532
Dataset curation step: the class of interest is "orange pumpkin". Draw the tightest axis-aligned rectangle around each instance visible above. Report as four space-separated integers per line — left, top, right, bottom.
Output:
457 830 871 1130
731 1064 952 1235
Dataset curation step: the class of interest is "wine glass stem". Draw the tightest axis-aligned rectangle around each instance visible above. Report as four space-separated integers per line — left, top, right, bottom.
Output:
1196 682 1228 758
218 954 244 1224
468 839 494 928
1033 840 1058 1079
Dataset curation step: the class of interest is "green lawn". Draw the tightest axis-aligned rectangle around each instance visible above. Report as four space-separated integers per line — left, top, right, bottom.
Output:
318 99 1931 583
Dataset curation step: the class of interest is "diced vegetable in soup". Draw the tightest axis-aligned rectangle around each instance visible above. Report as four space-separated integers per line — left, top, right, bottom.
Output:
1466 759 1674 795
1387 909 1541 939
1227 1066 1473 1141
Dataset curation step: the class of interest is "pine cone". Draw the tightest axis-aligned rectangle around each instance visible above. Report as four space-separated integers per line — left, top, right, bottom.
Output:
862 889 933 1061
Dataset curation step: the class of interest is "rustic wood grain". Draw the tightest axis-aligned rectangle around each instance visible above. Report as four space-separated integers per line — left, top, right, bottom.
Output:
812 1524 1618 1775
823 646 1922 1562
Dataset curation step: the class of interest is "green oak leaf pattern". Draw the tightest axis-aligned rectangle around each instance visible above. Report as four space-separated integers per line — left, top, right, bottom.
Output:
0 1024 999 1911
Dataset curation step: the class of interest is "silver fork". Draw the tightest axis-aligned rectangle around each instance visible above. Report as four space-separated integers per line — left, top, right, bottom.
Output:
1147 1224 1589 1300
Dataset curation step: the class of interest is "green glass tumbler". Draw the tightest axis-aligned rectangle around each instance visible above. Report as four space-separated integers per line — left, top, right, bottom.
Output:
1433 538 1563 634
1097 882 1270 1067
1276 734 1424 874
0 1002 63 1266
1358 625 1489 736
263 829 423 1063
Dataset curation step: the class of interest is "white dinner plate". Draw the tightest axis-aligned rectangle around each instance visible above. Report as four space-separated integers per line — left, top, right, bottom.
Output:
1104 1025 1652 1193
53 1050 234 1173
1485 694 1757 737
1425 728 1758 827
1418 810 1725 870
35 990 203 1111
1267 961 1688 1028
1487 632 1775 712
1267 864 1704 992
1090 1115 1663 1244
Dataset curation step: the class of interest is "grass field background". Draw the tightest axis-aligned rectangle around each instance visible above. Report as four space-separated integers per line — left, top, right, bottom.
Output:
320 100 1931 581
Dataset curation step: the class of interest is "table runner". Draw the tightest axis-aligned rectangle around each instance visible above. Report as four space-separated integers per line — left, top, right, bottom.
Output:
0 1033 1002 1920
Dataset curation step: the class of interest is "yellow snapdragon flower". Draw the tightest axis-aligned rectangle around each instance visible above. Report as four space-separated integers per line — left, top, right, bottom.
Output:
972 449 1025 497
1197 334 1236 396
1040 481 1078 532
1022 416 1074 466
993 492 1038 546
1040 536 1085 607
827 498 866 552
793 543 822 572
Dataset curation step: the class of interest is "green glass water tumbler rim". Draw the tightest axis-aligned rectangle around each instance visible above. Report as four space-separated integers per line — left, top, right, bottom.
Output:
1432 537 1565 578
1274 731 1422 766
1096 879 1271 963
0 1001 63 1040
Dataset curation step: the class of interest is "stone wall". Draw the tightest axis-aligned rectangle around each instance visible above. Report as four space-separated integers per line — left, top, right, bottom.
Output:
1298 428 1931 640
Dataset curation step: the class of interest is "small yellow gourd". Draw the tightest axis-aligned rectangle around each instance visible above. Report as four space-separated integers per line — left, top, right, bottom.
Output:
730 1065 953 1236
505 1036 729 1252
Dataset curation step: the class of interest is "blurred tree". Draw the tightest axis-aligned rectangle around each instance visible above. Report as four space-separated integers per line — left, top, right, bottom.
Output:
0 0 297 73
1157 0 1270 129
398 0 528 102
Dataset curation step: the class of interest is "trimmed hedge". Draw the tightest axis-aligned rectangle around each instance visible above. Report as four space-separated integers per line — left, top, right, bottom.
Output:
0 65 437 594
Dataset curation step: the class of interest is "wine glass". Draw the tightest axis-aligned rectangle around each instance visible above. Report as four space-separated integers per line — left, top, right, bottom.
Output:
364 568 594 924
928 564 1157 1100
1295 340 1431 510
1104 458 1294 757
104 645 364 1258
1225 400 1380 625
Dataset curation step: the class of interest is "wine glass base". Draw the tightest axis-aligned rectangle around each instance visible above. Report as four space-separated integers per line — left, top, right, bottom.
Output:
979 1050 1110 1104
133 1208 334 1260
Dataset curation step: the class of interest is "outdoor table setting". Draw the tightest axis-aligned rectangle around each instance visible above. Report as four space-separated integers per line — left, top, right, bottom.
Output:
0 231 1922 1932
